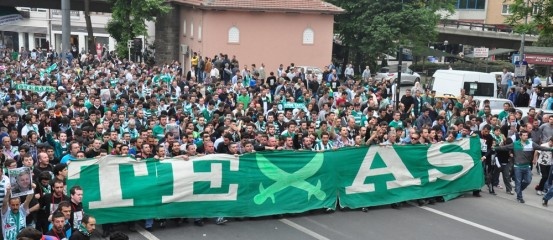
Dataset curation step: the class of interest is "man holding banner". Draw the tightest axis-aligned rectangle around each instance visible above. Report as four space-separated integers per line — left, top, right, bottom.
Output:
2 183 35 240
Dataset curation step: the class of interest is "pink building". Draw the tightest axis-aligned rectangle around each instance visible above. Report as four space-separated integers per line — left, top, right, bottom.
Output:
170 0 344 74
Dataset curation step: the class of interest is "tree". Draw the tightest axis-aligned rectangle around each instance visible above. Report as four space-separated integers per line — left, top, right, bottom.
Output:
106 0 171 58
84 0 94 54
327 0 455 69
506 0 553 47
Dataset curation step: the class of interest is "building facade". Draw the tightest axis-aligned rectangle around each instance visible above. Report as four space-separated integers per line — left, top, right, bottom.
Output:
156 0 343 73
445 0 489 23
0 7 154 54
485 0 541 25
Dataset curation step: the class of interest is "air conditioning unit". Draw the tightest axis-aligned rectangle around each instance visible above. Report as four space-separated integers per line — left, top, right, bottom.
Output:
180 44 189 55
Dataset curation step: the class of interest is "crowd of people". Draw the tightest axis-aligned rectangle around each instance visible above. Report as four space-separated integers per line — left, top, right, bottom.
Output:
0 48 552 239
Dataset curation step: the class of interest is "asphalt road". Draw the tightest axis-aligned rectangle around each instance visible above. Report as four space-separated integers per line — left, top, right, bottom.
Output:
89 170 552 240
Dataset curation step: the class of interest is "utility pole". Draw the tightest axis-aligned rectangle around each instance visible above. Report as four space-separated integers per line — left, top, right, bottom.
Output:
61 0 71 55
520 0 529 60
396 46 403 110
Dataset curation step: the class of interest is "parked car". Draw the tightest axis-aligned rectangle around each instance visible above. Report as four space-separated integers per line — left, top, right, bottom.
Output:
435 94 461 105
295 66 324 83
374 67 420 85
472 97 514 115
516 107 553 118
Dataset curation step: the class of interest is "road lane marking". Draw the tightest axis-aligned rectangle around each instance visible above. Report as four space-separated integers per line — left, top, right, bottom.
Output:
413 204 524 240
280 219 331 240
303 217 354 240
136 225 161 240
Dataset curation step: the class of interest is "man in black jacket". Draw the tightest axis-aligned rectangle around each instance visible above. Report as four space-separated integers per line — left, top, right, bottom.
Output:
515 87 530 107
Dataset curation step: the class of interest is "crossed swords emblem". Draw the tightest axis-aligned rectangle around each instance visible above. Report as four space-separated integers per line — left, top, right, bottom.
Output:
254 152 327 205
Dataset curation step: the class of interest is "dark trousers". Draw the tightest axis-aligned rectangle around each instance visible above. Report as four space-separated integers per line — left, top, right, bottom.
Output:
493 163 513 192
36 212 50 234
537 164 551 191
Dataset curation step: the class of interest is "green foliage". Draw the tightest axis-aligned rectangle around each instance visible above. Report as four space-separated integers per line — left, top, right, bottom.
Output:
534 33 553 47
107 0 171 57
506 0 553 36
328 0 455 60
410 61 514 76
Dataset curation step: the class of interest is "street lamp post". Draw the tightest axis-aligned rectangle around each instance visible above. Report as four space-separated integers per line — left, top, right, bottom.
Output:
61 0 70 54
396 46 403 110
520 0 530 60
443 40 449 63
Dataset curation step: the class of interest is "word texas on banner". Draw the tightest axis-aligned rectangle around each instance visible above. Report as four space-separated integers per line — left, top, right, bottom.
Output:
68 137 483 224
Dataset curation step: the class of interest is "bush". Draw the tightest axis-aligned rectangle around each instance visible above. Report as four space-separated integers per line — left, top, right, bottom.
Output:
410 60 514 76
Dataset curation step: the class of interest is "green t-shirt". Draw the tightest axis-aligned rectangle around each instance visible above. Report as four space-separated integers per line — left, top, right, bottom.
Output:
389 120 404 129
351 111 363 126
237 95 251 108
498 111 508 121
11 51 19 61
152 124 166 140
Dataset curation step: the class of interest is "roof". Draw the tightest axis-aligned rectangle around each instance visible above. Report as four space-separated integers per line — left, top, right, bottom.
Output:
412 48 455 58
524 46 553 55
172 0 344 14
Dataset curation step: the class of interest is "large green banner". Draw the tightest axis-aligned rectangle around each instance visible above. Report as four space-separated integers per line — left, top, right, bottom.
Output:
68 137 483 224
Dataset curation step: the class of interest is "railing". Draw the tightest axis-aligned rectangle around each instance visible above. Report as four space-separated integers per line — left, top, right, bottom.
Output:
51 9 80 17
20 11 30 19
439 20 513 33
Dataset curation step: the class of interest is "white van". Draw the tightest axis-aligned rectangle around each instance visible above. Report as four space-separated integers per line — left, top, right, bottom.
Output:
432 70 497 98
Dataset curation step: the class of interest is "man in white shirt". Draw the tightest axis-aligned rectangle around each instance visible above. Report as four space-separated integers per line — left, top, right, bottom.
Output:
0 168 10 209
344 64 354 80
501 68 513 97
362 66 371 82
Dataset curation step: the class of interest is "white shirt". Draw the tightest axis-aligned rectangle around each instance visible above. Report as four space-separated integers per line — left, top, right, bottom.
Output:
530 91 538 108
21 124 39 138
538 143 552 165
501 72 513 85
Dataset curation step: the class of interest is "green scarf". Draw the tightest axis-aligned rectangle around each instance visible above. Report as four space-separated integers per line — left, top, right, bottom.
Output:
77 223 91 237
41 184 51 195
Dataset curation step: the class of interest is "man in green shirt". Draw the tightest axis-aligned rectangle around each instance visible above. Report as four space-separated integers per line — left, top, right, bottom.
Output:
389 111 404 129
421 90 436 107
202 100 216 123
11 50 19 61
280 122 297 139
351 103 364 126
498 102 511 122
152 115 168 140
237 88 251 108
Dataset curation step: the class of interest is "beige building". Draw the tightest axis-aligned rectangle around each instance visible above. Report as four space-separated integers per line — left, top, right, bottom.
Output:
156 0 344 72
485 0 541 26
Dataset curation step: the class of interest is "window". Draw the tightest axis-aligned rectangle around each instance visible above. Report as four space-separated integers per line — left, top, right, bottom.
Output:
228 26 239 44
532 3 542 15
183 20 187 36
198 26 202 41
464 82 494 97
303 28 314 45
456 0 485 9
190 22 194 38
502 4 511 15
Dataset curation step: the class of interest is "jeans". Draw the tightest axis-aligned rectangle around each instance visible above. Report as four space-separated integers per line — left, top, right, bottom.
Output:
514 165 532 200
545 164 553 190
145 219 154 228
544 184 553 201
